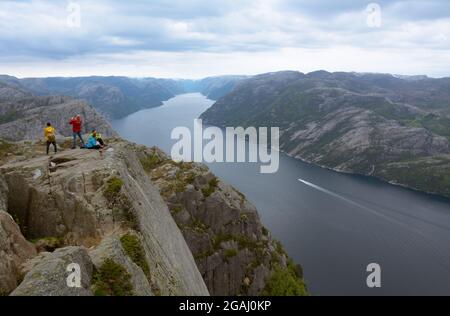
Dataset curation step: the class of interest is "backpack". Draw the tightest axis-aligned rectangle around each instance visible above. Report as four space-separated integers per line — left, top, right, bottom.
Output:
46 128 56 142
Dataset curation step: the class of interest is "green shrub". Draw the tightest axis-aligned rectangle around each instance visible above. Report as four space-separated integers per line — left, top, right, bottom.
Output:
171 206 183 215
202 177 219 198
140 154 164 171
104 177 124 200
262 263 308 296
224 249 238 261
92 259 134 296
120 234 150 280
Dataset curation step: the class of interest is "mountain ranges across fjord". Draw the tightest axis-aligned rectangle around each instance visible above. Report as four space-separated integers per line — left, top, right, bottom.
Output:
201 71 450 197
0 75 247 119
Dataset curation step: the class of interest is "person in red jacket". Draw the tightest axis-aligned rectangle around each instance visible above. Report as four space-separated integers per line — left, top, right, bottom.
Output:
69 115 85 149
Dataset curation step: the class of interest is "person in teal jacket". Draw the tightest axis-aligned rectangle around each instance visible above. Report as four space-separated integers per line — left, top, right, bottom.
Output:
85 134 102 150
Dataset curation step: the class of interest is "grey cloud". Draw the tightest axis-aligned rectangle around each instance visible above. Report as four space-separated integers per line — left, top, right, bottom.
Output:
0 0 449 72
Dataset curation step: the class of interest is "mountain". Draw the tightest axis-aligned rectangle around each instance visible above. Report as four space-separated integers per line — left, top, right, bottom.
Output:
0 75 247 119
0 93 116 142
0 139 307 296
0 77 33 100
201 71 450 197
193 75 249 100
16 76 181 119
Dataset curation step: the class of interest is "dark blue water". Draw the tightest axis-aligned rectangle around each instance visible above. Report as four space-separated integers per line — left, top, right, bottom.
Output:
113 93 450 296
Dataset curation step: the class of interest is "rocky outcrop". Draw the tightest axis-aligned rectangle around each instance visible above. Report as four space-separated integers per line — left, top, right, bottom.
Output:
138 147 307 296
89 235 153 296
0 139 209 296
0 95 117 142
0 138 306 296
0 211 37 295
11 247 93 296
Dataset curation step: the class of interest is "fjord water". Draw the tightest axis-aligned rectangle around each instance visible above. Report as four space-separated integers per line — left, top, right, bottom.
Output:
113 93 450 296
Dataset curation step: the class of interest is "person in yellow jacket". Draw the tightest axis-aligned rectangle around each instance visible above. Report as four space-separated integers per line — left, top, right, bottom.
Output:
44 122 57 155
91 130 105 147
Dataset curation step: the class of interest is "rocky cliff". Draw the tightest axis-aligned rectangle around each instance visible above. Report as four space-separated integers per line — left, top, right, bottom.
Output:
0 138 306 296
0 139 209 296
201 71 450 197
138 147 306 296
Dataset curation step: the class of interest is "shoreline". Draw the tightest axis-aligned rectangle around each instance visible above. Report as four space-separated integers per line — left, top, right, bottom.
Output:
282 150 450 201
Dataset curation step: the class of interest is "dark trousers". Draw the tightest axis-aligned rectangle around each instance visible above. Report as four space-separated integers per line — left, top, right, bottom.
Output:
46 141 57 155
72 132 85 148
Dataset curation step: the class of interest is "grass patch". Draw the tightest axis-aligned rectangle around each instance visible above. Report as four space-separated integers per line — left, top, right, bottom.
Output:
190 219 210 234
171 206 183 215
224 249 238 262
104 177 138 230
104 177 124 200
140 153 164 172
92 259 134 296
120 234 151 281
160 181 188 199
0 139 15 158
202 177 219 198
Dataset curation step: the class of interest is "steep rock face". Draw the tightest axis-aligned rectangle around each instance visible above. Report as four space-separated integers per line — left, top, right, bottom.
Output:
0 95 116 142
0 139 209 296
138 147 307 296
201 71 450 197
0 211 37 295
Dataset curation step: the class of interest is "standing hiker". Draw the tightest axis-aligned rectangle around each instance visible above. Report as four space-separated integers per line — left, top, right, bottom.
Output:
44 123 57 155
69 115 85 149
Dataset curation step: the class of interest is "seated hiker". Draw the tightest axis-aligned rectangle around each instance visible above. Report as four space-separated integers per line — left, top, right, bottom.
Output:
44 123 57 155
85 134 102 150
91 130 105 147
69 115 85 149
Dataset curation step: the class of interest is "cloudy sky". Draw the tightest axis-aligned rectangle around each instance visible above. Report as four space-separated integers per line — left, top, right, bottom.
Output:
0 0 449 78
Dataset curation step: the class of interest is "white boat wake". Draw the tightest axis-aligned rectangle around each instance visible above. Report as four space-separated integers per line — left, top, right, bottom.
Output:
298 178 450 233
298 178 450 267
298 179 371 210
298 178 421 225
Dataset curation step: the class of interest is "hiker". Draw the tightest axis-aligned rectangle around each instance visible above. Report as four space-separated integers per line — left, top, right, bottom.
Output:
44 123 57 155
69 115 85 149
91 130 105 147
85 133 102 150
